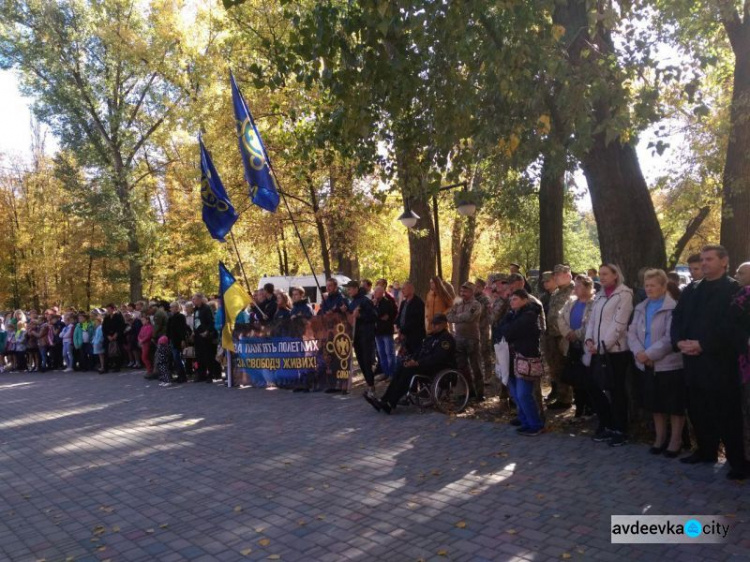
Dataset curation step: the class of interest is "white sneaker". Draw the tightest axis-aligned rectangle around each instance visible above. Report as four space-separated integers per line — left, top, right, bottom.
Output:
63 368 73 373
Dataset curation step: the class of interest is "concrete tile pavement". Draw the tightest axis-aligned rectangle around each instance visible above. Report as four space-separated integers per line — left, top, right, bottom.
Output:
0 371 748 561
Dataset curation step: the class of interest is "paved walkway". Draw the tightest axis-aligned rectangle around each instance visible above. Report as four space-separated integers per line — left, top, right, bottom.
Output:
0 371 748 562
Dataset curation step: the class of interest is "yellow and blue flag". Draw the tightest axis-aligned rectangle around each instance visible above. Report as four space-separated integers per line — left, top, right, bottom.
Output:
200 137 238 242
230 73 280 213
219 262 253 352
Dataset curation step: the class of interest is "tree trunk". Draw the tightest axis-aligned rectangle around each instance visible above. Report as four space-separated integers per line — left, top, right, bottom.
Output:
539 151 565 280
555 0 666 285
326 167 360 279
669 205 711 269
307 176 332 279
720 47 750 266
395 139 436 299
581 140 666 284
451 215 477 288
451 218 462 289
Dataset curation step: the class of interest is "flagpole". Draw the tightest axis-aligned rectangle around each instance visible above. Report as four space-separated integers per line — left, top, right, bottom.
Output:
240 94 324 299
229 232 268 321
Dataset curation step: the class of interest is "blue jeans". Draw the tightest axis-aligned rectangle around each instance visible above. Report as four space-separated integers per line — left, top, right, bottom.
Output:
63 341 74 369
39 347 48 371
171 344 185 377
375 335 396 378
508 375 543 431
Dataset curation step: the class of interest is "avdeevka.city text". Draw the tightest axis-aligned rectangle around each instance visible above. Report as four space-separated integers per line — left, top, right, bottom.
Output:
611 520 730 538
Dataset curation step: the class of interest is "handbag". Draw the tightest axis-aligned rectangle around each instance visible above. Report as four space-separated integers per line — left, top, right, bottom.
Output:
107 340 121 358
493 338 510 385
183 346 195 359
590 343 614 391
513 352 544 379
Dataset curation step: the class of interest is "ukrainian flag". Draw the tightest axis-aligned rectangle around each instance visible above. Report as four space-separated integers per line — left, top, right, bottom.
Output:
219 262 253 352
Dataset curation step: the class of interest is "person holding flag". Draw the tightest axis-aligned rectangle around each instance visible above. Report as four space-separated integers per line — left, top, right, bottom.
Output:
219 262 253 355
199 137 238 242
230 73 280 213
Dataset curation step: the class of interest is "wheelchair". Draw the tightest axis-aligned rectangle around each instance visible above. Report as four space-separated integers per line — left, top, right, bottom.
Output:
404 368 470 414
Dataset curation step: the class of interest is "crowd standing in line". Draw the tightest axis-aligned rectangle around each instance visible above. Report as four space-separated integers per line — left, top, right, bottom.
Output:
3 245 750 480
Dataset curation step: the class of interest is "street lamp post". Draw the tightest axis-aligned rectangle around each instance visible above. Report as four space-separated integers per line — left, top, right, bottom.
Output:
400 181 475 279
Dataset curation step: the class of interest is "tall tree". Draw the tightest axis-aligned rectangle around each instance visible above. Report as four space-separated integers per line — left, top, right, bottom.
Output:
0 0 197 300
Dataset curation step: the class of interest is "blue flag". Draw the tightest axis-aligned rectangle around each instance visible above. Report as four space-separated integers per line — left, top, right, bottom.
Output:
200 137 238 242
230 73 280 213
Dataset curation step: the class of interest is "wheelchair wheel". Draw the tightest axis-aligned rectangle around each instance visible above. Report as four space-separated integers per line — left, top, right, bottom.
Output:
431 369 470 414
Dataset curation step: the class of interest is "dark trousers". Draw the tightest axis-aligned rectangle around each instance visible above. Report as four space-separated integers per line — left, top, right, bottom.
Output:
687 377 745 468
354 325 376 386
381 365 421 408
51 343 63 369
195 337 220 380
589 351 630 434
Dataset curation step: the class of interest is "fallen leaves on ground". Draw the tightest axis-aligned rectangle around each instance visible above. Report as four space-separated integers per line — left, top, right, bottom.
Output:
258 538 271 547
240 548 252 556
455 521 467 529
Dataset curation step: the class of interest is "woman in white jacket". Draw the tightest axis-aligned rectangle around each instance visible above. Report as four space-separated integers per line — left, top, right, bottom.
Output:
627 269 685 457
585 264 634 447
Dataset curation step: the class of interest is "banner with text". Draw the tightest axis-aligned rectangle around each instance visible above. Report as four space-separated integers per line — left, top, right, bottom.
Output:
232 314 352 391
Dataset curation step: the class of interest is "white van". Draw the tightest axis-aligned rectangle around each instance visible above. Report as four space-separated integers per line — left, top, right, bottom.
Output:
257 274 352 306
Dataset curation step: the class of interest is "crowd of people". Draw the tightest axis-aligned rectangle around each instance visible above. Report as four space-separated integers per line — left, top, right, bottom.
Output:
3 245 750 480
0 294 224 387
361 246 750 482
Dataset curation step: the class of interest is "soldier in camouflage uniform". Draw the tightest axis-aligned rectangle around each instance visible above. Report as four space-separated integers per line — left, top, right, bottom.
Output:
545 264 576 408
474 279 494 387
447 282 484 400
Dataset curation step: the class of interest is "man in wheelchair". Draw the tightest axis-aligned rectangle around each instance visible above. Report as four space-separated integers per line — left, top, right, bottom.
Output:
364 314 456 414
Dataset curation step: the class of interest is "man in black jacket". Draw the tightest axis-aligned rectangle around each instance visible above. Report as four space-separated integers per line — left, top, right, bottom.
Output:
396 281 426 356
365 314 456 414
343 280 378 397
671 245 747 480
192 293 220 383
167 302 189 383
102 303 126 372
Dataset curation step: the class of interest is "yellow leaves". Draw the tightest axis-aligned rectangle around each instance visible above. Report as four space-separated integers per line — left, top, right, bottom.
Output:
537 114 551 135
506 529 517 535
258 538 271 547
234 505 243 513
268 556 281 560
99 505 114 513
159 524 169 529
552 25 566 41
240 548 253 556
498 134 521 157
561 553 572 559
92 525 106 537
455 521 467 529
437 549 449 556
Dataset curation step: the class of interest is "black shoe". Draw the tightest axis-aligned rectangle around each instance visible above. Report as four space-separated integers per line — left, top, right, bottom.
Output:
547 401 572 411
143 374 158 380
608 433 628 447
509 418 522 427
380 401 392 415
726 468 748 481
680 452 717 465
592 429 612 442
364 393 381 412
663 448 682 458
649 443 668 455
518 427 543 437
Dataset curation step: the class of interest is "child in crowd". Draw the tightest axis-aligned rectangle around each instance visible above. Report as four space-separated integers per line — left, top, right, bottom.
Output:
14 321 27 371
60 314 75 372
156 335 172 387
92 315 106 373
74 313 94 371
137 315 154 376
36 318 49 372
25 319 38 372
